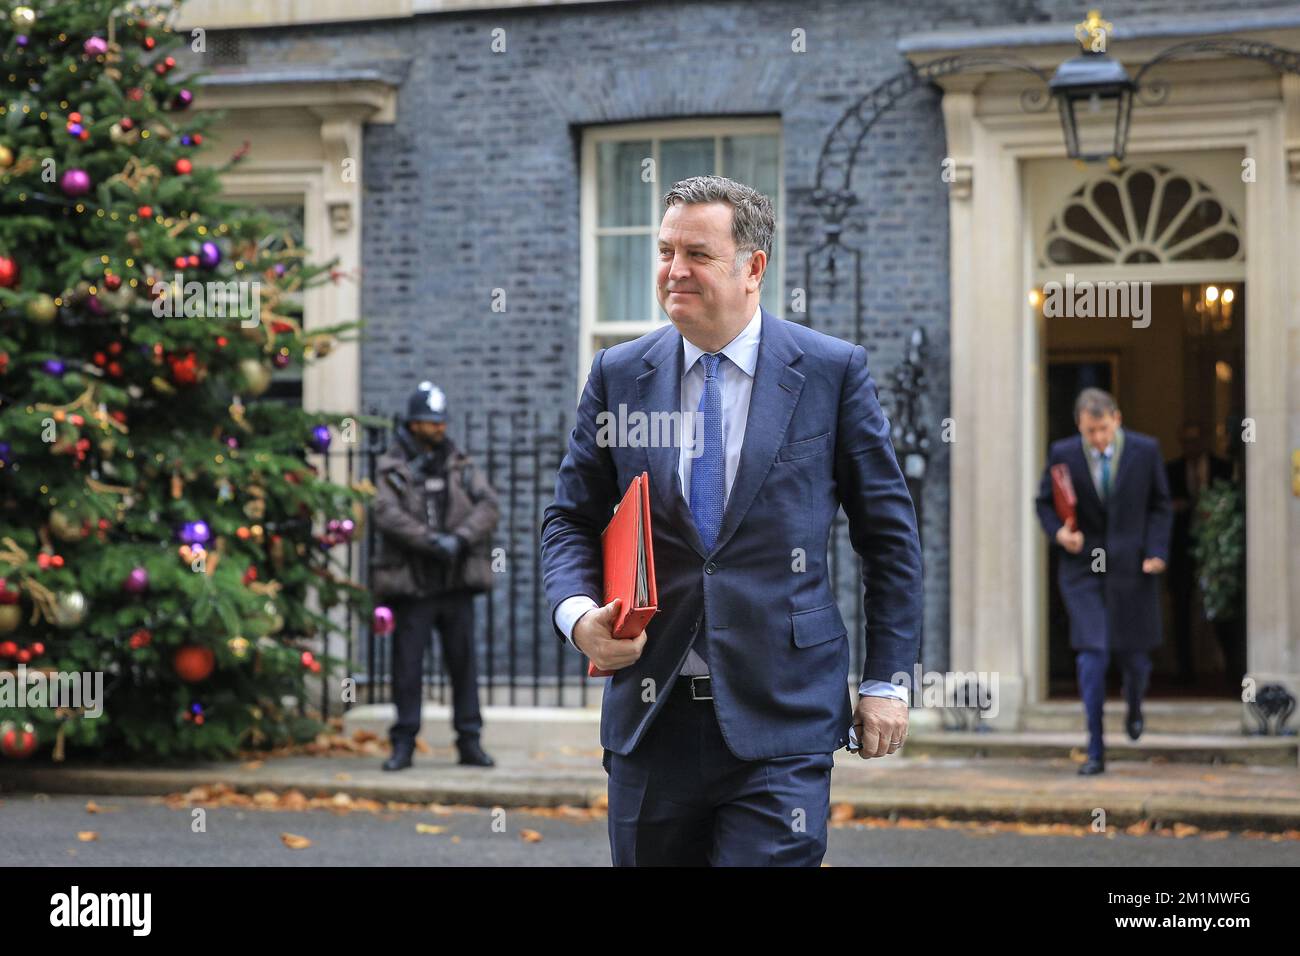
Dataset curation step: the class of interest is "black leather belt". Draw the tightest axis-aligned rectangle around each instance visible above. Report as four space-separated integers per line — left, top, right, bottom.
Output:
675 674 712 701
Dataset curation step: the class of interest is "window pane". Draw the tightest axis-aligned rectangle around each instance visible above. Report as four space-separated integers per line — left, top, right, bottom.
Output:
598 140 652 227
659 137 715 195
597 234 652 323
722 134 779 201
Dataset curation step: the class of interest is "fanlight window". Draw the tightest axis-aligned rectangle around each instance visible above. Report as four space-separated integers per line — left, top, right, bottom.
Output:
1041 164 1242 266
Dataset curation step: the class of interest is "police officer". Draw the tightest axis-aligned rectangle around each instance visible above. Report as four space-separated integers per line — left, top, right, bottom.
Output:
372 381 500 771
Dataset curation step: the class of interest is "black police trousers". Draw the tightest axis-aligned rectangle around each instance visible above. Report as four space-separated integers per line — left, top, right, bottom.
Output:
387 591 483 747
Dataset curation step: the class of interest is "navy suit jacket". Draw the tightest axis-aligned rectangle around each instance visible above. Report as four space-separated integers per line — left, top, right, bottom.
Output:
1035 430 1172 651
540 308 923 760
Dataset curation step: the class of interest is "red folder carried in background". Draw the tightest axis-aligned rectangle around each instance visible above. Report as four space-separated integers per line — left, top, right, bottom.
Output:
589 471 658 678
1050 463 1078 532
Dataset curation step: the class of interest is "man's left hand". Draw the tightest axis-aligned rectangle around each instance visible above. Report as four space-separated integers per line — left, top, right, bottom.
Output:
1142 557 1166 574
853 696 909 759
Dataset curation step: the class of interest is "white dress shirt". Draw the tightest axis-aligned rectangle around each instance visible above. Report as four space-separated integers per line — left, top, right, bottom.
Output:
556 303 907 704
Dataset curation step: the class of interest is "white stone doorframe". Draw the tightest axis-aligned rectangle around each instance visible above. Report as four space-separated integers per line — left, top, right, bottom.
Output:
194 76 399 706
915 47 1300 731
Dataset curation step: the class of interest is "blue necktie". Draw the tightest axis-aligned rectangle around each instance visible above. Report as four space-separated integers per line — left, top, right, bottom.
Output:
689 353 725 665
690 352 725 552
1100 450 1111 500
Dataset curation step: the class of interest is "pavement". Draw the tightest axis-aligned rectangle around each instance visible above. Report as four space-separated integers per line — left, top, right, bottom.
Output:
2 728 1299 833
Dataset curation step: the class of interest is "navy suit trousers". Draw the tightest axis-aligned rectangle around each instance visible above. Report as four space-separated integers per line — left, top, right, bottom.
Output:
604 676 834 866
1076 647 1152 761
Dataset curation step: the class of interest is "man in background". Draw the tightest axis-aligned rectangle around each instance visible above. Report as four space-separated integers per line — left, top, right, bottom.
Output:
372 381 500 771
1035 388 1172 775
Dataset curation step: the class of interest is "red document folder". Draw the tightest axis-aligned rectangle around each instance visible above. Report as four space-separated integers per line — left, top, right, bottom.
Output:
1050 462 1078 532
588 471 659 678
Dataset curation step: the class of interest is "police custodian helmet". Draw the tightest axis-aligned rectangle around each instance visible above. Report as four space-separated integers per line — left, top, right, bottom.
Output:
405 381 449 424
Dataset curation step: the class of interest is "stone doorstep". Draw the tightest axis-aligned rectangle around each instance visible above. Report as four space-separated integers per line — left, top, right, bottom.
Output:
345 704 1297 765
903 730 1298 765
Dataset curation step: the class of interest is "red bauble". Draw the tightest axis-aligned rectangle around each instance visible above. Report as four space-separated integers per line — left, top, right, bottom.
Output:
0 722 37 759
174 158 192 175
0 255 18 289
173 645 215 683
0 641 16 657
120 116 135 131
137 205 153 218
104 273 121 291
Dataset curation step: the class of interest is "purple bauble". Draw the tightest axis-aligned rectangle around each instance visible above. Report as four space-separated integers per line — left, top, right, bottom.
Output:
308 424 331 454
174 89 193 108
83 36 108 57
198 241 221 269
84 294 105 316
42 359 65 376
0 441 11 466
60 168 91 197
225 436 238 449
180 135 193 146
273 263 287 276
373 606 395 636
179 520 211 546
272 352 289 369
16 35 29 48
340 519 355 536
124 566 149 594
67 122 83 137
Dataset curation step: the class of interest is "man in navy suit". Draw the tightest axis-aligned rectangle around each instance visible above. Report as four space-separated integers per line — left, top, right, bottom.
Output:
541 175 923 866
1035 388 1172 775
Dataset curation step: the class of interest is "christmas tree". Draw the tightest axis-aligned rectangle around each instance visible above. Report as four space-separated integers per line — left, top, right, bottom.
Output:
0 0 375 760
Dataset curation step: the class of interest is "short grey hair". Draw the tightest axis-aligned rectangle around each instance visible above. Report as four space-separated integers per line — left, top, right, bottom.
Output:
1074 387 1118 422
662 175 775 278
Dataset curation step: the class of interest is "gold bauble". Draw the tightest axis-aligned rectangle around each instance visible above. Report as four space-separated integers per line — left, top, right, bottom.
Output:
52 590 87 629
228 635 250 659
109 123 139 146
0 144 13 168
10 7 35 31
24 294 57 324
236 358 272 397
0 604 21 633
49 508 88 542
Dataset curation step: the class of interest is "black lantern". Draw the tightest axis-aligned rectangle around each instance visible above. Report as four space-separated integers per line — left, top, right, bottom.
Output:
1050 11 1135 164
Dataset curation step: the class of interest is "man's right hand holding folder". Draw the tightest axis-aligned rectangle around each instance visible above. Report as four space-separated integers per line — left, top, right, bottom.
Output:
572 597 647 673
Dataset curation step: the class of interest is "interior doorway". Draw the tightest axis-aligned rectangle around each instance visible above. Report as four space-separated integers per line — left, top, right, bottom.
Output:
1043 281 1247 698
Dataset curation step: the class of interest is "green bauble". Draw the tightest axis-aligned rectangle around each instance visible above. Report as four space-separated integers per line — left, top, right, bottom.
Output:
25 294 57 324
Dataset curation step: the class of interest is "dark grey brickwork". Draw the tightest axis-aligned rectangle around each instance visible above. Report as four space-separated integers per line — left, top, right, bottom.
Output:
215 0 1282 684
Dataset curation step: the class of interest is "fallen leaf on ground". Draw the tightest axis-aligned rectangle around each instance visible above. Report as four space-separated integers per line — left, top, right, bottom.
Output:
416 823 446 834
241 760 264 771
280 833 312 849
520 828 543 843
77 831 98 842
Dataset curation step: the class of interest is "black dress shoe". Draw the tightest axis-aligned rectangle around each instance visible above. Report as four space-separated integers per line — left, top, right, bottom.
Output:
457 739 495 767
382 739 414 772
1077 758 1105 775
1126 711 1144 741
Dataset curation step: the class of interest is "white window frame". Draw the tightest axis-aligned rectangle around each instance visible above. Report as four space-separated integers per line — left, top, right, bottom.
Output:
579 118 784 396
